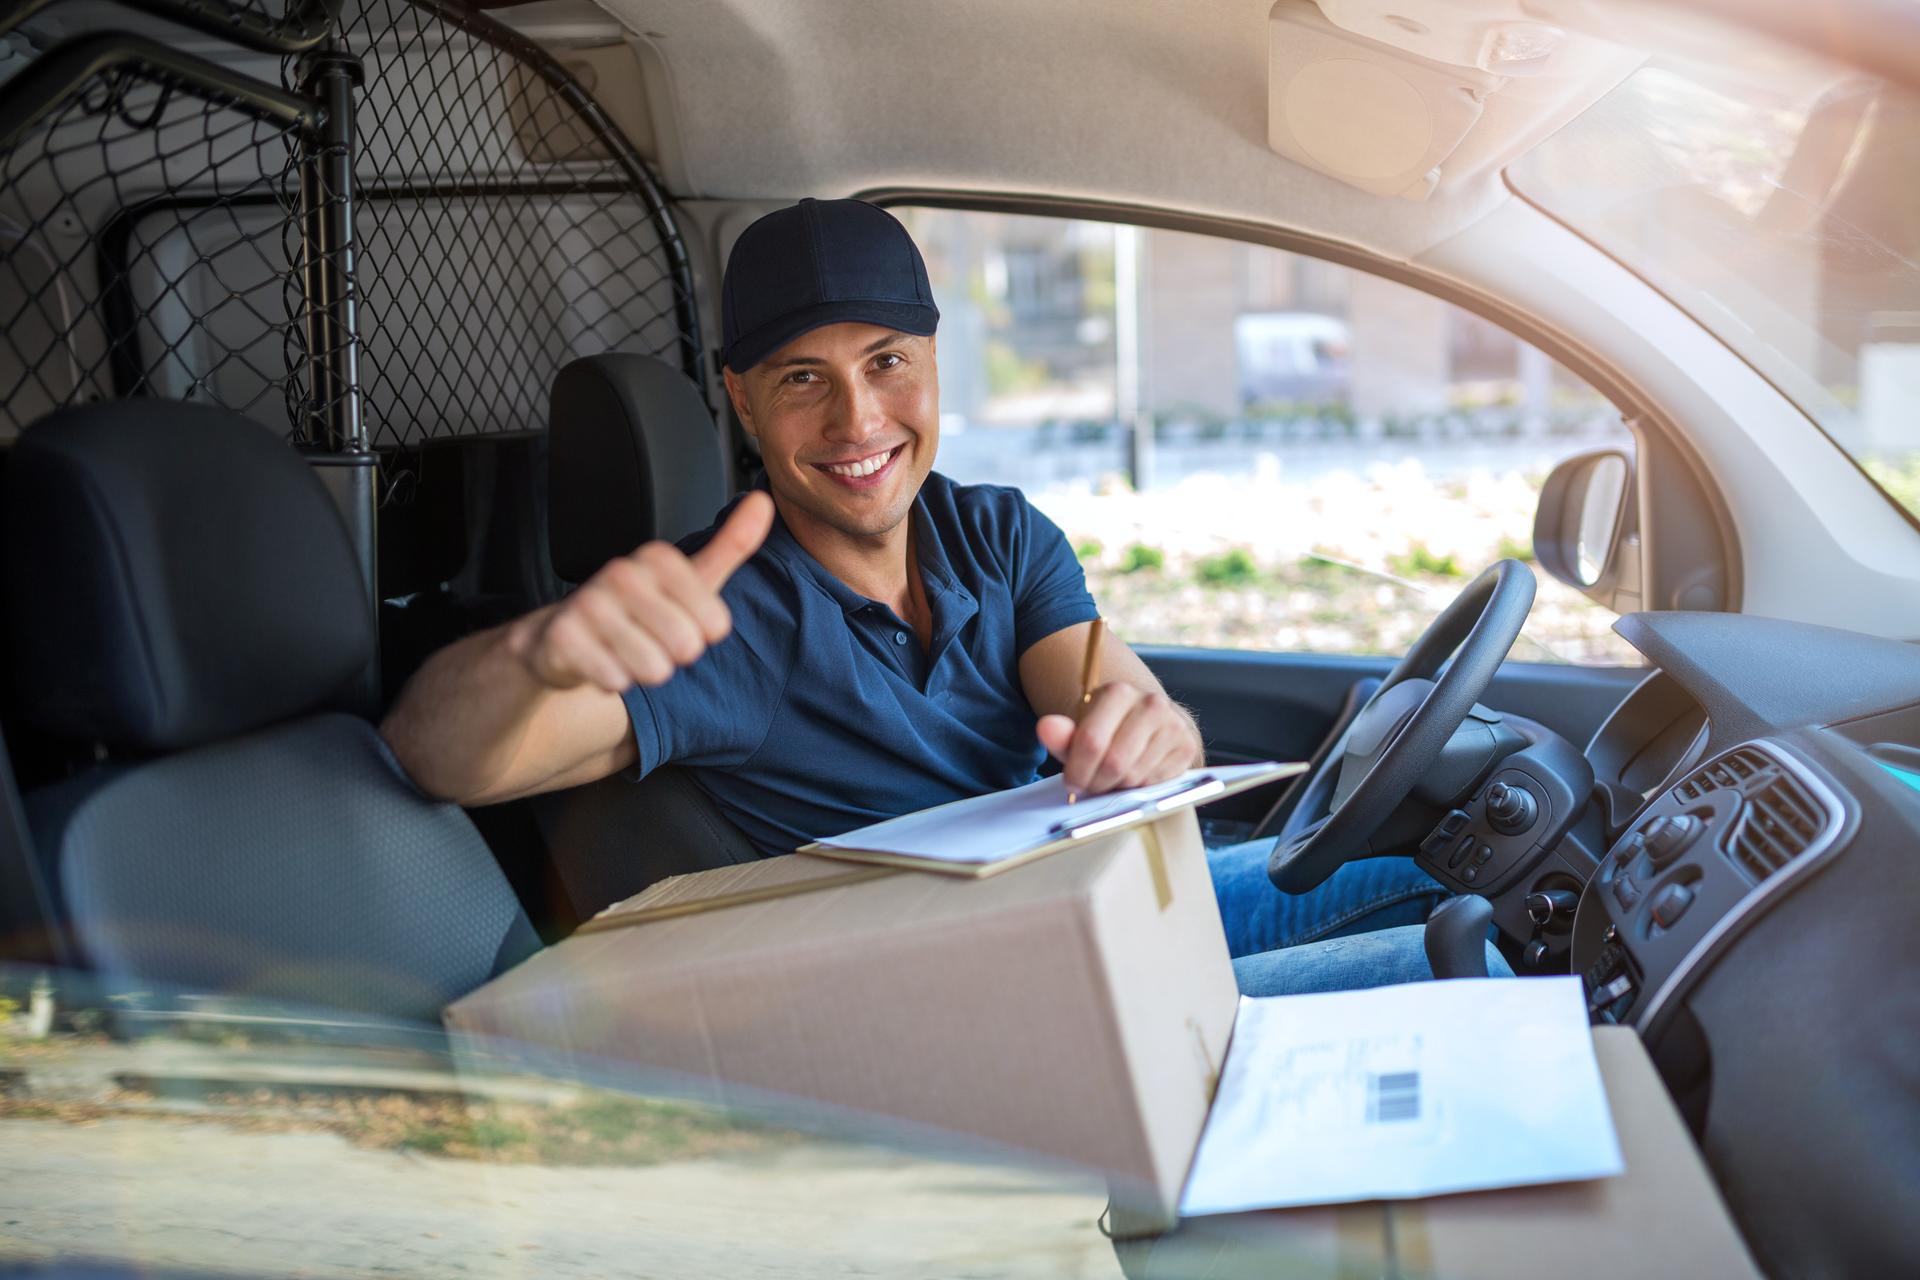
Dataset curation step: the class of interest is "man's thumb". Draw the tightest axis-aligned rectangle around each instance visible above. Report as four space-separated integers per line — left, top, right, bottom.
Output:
691 491 775 588
1036 713 1076 760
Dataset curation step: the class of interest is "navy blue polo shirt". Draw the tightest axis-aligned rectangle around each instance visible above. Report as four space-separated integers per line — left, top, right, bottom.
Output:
621 472 1099 856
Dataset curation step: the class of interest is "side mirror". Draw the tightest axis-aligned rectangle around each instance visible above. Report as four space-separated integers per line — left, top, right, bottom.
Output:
1533 448 1641 613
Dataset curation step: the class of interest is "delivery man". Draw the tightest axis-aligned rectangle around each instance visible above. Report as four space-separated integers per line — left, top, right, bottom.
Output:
381 198 1503 992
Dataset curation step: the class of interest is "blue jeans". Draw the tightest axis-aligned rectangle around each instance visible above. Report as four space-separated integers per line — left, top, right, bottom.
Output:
1205 837 1512 995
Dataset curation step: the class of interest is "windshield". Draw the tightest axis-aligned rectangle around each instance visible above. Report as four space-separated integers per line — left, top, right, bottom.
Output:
1509 53 1920 523
0 968 1118 1278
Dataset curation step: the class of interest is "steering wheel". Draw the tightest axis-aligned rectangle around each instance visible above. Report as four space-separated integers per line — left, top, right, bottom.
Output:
1267 559 1536 894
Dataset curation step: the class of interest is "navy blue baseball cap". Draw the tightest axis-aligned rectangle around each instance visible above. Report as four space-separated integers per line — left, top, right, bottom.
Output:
721 198 940 373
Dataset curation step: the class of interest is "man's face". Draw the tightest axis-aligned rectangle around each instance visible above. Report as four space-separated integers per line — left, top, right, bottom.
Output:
724 322 939 543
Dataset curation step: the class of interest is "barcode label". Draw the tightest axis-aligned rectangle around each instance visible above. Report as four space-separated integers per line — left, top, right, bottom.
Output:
1367 1070 1421 1123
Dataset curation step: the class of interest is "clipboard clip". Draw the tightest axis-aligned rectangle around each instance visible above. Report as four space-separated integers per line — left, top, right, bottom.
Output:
1048 773 1224 840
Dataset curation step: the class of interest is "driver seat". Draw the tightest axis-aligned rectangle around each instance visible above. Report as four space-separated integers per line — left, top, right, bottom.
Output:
533 353 762 920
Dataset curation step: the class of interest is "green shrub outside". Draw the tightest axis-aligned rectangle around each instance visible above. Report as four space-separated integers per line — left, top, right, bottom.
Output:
1195 548 1260 586
1387 543 1464 578
1494 534 1536 563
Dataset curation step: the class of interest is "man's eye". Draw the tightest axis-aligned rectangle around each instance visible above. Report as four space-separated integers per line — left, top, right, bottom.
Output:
873 353 903 371
785 370 817 385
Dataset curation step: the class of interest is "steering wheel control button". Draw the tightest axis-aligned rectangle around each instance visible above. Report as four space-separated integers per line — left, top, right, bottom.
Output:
1484 781 1538 834
1419 810 1472 860
1642 814 1704 870
1612 872 1643 910
1650 883 1696 930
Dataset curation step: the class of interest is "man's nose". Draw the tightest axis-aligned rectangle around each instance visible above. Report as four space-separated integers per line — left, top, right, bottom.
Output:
824 376 888 445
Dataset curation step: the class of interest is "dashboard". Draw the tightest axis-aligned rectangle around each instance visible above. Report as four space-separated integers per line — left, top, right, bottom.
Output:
1555 611 1920 1277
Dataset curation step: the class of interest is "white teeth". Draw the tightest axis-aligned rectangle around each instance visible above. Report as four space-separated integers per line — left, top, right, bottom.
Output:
823 448 894 478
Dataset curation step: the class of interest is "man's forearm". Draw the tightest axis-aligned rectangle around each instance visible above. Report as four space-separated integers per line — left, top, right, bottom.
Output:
381 499 771 806
380 608 575 804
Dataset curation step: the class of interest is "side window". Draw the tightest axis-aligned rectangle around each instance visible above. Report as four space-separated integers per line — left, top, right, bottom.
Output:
896 208 1640 666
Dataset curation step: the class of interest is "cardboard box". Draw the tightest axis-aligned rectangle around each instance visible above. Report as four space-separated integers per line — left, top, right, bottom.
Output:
446 808 1238 1221
1112 1025 1761 1277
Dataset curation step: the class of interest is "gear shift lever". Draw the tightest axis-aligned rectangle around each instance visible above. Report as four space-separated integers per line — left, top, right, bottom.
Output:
1425 895 1495 979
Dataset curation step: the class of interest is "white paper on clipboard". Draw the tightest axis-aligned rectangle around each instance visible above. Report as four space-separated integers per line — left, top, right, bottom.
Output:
813 761 1292 865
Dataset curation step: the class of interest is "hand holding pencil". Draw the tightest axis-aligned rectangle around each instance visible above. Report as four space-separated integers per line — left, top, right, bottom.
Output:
1036 617 1204 799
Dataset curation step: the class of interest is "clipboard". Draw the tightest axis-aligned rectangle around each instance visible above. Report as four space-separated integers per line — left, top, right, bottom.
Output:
797 760 1306 878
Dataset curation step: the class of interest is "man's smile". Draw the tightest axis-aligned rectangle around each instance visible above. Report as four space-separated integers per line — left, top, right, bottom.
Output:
813 443 904 486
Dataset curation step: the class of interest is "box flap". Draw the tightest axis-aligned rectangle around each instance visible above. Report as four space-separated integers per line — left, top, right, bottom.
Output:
606 853 863 919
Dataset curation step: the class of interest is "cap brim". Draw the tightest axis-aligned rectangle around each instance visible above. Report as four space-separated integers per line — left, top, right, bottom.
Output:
723 299 939 372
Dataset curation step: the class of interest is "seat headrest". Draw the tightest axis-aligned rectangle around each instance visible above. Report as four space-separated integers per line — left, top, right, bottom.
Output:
5 402 373 753
548 354 730 581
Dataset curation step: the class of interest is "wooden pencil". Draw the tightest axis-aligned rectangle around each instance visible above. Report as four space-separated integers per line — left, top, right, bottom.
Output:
1067 618 1104 804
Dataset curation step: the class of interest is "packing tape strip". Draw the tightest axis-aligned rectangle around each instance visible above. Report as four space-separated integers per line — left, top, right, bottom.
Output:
1386 1200 1433 1278
1140 822 1174 911
1335 1203 1392 1279
574 863 900 935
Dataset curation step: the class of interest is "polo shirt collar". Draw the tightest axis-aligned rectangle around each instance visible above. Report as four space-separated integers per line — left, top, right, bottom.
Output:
761 485 962 613
759 482 980 665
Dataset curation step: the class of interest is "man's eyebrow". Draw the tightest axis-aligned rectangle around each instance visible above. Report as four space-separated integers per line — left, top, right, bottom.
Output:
765 333 920 370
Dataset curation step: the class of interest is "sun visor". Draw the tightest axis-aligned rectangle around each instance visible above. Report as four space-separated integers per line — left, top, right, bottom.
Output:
1267 2 1502 200
1266 1 1636 201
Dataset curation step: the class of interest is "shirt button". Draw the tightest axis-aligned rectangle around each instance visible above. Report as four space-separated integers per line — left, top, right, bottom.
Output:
893 631 908 646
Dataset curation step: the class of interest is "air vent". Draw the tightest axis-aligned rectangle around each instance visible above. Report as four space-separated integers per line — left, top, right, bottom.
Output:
1673 746 1767 803
1726 770 1826 882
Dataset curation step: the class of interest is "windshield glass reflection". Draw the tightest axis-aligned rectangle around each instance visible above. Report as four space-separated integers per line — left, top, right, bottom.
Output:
0 967 1119 1278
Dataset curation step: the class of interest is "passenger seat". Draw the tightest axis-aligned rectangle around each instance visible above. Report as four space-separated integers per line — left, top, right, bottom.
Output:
3 402 539 1021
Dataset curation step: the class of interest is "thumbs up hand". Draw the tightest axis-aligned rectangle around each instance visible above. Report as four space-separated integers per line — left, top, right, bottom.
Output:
515 491 776 693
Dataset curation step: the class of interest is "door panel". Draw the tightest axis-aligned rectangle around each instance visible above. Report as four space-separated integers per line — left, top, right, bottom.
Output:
1141 646 1644 824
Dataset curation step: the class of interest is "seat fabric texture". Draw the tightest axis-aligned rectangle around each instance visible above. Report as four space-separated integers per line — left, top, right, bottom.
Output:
30 715 538 1020
5 402 537 1020
533 760 762 921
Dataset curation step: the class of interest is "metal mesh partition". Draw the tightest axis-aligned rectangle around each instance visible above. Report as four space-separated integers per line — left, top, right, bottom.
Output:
0 36 321 437
340 0 701 453
0 0 702 461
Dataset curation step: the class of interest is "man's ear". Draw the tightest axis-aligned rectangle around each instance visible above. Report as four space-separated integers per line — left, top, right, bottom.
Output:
722 366 758 441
